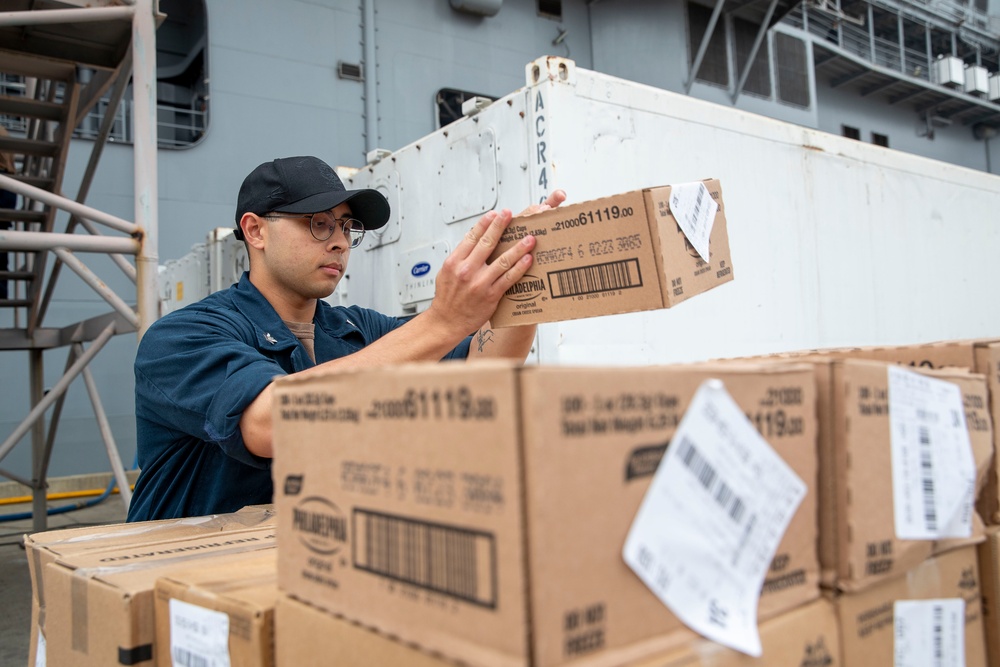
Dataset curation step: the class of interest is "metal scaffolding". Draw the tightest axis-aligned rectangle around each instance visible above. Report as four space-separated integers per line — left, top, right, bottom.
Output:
0 0 161 531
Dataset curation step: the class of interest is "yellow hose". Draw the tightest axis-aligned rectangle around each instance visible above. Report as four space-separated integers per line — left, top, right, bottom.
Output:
0 485 134 506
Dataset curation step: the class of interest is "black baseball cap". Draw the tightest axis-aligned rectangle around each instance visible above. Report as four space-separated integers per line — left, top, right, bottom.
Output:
233 156 390 240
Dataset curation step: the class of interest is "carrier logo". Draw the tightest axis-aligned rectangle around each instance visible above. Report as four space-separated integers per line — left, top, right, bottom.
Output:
292 496 347 555
284 474 304 495
504 274 547 302
411 262 431 277
625 443 667 481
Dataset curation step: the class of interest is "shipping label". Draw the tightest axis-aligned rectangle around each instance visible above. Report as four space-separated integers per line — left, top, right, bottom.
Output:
668 182 717 262
622 379 806 656
169 598 231 667
887 367 975 540
893 598 965 667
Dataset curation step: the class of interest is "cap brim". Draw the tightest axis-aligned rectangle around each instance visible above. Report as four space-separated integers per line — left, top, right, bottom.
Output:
277 189 390 230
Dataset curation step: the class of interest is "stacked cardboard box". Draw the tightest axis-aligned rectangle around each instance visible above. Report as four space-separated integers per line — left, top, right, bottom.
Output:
977 527 1000 667
271 360 820 666
719 339 1000 666
154 549 279 667
24 506 276 666
835 546 987 667
806 358 992 592
26 336 997 665
734 339 1000 525
273 594 842 667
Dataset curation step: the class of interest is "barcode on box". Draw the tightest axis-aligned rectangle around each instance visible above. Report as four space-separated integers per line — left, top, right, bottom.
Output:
549 259 643 298
353 508 497 608
933 603 944 665
173 648 209 667
919 425 938 532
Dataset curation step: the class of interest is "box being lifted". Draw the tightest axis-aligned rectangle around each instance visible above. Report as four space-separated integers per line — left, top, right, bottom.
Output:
488 179 733 327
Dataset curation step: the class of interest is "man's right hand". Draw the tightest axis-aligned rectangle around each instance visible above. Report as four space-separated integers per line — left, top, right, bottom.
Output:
425 208 536 335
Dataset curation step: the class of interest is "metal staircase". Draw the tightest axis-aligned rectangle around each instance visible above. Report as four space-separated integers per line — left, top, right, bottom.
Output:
0 0 162 531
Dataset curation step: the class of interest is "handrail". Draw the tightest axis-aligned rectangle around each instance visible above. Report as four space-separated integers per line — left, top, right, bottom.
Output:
0 173 139 235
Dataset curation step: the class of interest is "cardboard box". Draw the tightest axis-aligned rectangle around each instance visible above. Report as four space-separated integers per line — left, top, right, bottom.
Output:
274 595 841 667
487 180 733 327
273 361 818 667
154 549 278 667
721 338 1000 524
24 505 276 667
976 526 1000 667
275 594 449 667
835 546 987 667
41 525 276 666
816 359 991 592
627 598 841 667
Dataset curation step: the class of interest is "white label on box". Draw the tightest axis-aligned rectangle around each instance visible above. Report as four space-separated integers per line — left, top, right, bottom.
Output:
669 181 717 263
893 598 965 667
35 630 45 667
888 366 975 540
622 379 806 657
169 598 231 667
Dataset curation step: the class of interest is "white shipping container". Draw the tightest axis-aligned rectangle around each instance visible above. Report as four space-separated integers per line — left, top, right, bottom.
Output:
159 243 207 315
340 56 1000 365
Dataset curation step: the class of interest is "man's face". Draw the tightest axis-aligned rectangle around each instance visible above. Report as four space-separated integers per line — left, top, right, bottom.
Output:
258 201 355 303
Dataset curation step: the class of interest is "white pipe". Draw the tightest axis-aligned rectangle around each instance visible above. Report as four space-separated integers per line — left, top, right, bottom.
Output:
0 6 135 27
0 323 116 464
0 173 139 235
53 248 140 329
132 0 159 340
0 229 139 254
79 350 133 508
363 0 378 154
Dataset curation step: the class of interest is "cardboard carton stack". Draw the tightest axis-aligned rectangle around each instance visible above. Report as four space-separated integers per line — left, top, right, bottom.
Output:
721 339 1000 666
23 506 277 667
819 358 992 667
270 360 823 666
26 342 1000 666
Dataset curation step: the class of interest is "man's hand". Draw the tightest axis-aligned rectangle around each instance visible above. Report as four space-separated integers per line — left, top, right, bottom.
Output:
467 189 568 362
426 190 569 339
425 208 536 335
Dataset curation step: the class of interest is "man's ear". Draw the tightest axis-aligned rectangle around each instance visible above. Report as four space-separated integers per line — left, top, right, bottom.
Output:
240 213 266 250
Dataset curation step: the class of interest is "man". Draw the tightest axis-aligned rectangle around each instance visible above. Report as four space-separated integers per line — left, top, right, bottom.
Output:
127 156 565 521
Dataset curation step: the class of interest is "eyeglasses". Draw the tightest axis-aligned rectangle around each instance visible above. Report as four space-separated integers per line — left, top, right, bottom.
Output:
264 211 366 248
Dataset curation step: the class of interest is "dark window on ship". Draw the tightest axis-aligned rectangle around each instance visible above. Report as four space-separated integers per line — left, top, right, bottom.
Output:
436 88 496 129
871 132 889 147
74 0 209 149
733 17 772 98
687 2 729 87
774 32 809 108
538 0 562 20
842 125 861 140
